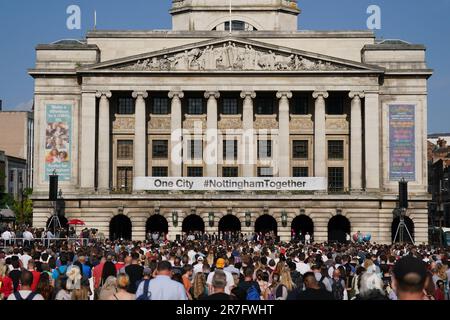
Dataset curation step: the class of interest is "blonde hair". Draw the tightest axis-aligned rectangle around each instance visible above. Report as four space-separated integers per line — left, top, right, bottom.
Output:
280 268 294 291
436 263 448 280
117 273 130 290
0 262 8 277
71 287 89 300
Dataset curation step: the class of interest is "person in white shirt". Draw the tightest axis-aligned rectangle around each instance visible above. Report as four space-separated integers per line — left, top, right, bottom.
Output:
1 229 12 244
295 253 311 275
305 232 311 245
7 271 44 300
20 249 32 269
193 256 204 275
146 261 187 300
206 258 235 294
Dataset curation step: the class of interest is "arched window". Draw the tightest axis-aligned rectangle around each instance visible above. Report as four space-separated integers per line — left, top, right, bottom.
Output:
214 20 257 31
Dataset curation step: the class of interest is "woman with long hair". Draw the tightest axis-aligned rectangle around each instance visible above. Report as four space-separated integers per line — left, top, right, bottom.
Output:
256 270 270 300
190 272 208 300
101 261 117 285
35 272 54 300
107 273 135 300
0 262 13 300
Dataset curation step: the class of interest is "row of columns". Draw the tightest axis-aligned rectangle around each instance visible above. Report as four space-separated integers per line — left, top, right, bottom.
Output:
80 90 380 192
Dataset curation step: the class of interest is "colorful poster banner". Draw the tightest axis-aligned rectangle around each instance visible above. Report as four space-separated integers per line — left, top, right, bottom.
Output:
389 105 415 181
44 104 72 181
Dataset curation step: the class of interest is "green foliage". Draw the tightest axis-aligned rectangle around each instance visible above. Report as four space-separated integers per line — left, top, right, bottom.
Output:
12 188 34 225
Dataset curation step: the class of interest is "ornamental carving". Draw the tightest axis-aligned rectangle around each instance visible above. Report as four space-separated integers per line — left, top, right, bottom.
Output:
113 117 135 130
148 116 171 130
290 115 313 132
218 115 243 130
113 41 351 72
183 115 207 130
254 115 278 130
326 116 349 132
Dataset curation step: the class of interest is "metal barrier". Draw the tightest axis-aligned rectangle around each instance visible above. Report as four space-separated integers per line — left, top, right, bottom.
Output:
0 237 90 250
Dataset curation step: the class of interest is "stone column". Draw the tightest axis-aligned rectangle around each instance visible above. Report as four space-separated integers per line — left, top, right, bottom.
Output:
96 91 112 192
205 91 220 177
364 91 380 191
240 91 256 177
80 92 97 190
349 91 364 191
313 91 328 179
276 91 292 177
132 91 148 181
169 91 184 177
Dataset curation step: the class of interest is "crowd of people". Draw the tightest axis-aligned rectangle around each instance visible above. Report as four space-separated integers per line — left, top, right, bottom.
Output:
1 226 449 301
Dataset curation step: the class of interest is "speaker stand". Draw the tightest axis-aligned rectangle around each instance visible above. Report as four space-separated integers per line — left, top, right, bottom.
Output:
393 215 414 245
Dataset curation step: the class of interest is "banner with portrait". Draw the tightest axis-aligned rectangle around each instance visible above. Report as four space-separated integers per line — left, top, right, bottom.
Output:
389 104 416 181
44 104 72 181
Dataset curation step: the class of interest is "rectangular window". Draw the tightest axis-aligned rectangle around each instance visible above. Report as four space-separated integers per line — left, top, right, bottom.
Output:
225 20 246 31
222 98 238 115
258 140 272 159
293 97 308 114
222 167 238 177
223 140 238 161
328 140 344 160
188 140 203 160
293 167 309 177
292 140 308 159
152 140 169 159
257 167 273 177
187 167 203 177
326 97 344 115
255 99 275 115
117 167 133 191
328 167 344 192
117 97 135 115
188 98 203 115
152 167 168 177
152 98 169 114
117 140 133 160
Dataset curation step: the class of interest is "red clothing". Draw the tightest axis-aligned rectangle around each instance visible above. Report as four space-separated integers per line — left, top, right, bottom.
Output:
0 275 14 299
93 262 105 289
435 288 445 300
115 262 125 272
31 271 41 292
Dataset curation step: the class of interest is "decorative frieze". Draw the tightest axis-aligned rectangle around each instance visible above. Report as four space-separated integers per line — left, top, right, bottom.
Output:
218 114 243 130
290 114 314 133
183 114 207 130
254 114 278 130
326 115 349 134
148 115 171 131
113 116 135 131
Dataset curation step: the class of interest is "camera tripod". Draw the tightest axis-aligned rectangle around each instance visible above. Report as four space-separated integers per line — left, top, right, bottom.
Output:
393 211 415 245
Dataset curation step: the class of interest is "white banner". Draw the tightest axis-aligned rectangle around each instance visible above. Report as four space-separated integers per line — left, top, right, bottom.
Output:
134 177 327 191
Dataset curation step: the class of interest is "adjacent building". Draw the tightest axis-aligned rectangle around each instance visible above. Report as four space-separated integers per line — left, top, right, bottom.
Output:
29 0 432 243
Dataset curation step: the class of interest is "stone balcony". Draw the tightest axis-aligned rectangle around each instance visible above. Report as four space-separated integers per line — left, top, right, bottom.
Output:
290 114 313 134
112 115 134 133
183 114 207 130
254 114 278 130
326 114 349 134
218 114 243 131
148 114 171 133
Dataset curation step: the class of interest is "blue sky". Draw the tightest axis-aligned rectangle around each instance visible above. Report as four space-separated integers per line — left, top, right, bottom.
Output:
0 0 449 133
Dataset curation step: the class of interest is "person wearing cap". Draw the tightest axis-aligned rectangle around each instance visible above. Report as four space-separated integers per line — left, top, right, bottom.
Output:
392 256 427 300
193 255 204 275
135 267 153 299
206 258 235 294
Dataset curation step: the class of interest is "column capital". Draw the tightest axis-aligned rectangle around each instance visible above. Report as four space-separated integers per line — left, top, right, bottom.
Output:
312 91 329 99
95 91 112 99
132 91 148 99
240 91 256 99
276 91 293 99
349 91 365 99
168 91 184 99
204 91 220 99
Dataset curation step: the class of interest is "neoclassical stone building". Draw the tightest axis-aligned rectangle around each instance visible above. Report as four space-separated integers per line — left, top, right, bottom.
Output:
30 0 432 243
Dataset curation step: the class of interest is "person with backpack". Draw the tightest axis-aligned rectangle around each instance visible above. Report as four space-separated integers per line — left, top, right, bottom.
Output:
7 271 44 300
331 269 347 300
237 266 261 300
135 267 152 300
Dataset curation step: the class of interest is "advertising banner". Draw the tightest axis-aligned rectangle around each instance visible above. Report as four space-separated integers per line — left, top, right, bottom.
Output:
134 177 327 192
44 104 72 181
389 104 415 181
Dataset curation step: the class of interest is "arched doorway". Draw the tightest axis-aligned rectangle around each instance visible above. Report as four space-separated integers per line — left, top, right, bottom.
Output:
391 216 415 243
255 214 278 235
291 215 314 241
146 215 169 237
182 214 205 233
46 216 68 232
219 215 241 233
109 215 132 240
328 215 350 243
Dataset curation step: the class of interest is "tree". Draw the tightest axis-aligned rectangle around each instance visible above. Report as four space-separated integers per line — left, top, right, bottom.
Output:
12 188 33 226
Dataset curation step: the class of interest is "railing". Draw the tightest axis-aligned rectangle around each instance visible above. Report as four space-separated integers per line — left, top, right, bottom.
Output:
0 237 90 249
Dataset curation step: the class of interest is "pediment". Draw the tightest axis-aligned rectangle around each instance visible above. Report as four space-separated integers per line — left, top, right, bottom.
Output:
80 37 384 74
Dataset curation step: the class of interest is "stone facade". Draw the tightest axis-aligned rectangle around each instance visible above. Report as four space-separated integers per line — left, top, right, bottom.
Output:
29 0 432 243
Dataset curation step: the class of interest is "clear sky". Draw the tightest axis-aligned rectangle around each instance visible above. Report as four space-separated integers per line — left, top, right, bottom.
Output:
0 0 449 133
